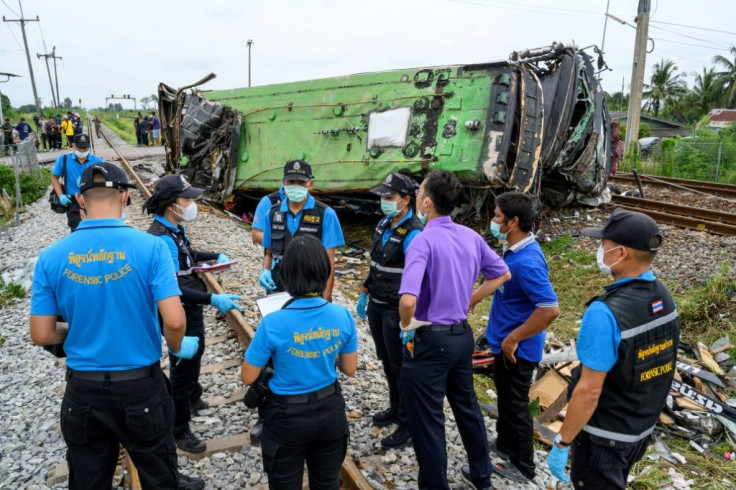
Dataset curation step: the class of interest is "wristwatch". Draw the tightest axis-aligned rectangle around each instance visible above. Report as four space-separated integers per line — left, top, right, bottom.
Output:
554 433 571 448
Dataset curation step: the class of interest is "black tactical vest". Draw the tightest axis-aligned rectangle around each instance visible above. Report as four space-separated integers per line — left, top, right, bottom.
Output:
575 278 679 442
269 200 327 257
266 190 281 207
147 219 207 293
367 214 423 303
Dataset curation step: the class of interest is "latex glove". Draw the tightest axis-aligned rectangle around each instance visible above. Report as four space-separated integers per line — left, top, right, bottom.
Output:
259 269 277 291
211 293 243 313
170 336 200 360
216 253 230 264
546 443 571 483
59 194 72 206
271 258 281 269
399 317 432 332
400 329 415 345
356 292 368 320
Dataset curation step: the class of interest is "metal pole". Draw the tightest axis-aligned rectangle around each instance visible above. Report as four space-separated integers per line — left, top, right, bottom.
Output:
247 39 254 87
715 141 723 182
12 150 22 225
601 0 611 54
38 53 58 108
624 0 651 156
52 46 61 108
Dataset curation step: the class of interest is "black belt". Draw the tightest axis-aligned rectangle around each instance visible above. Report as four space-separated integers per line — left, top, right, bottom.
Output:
418 320 468 333
272 382 338 404
66 363 159 382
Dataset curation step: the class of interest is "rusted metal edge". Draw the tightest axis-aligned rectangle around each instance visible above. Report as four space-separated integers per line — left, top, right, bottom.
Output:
612 194 736 226
614 204 736 236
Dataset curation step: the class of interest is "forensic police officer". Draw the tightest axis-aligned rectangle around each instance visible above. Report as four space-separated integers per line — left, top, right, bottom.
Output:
30 162 204 489
259 159 345 302
547 209 680 489
144 174 243 454
356 173 421 449
242 234 358 490
251 185 285 245
50 133 104 231
398 170 511 490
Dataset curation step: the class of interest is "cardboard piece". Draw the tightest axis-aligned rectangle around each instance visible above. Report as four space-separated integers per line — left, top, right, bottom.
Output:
529 369 569 424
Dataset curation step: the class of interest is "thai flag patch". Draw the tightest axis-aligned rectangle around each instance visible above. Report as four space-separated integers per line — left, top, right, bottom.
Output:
651 299 664 315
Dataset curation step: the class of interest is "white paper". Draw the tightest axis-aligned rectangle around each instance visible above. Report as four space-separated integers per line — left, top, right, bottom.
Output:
256 292 293 317
367 107 411 149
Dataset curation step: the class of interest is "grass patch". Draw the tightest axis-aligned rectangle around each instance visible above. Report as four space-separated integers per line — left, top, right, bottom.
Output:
102 116 138 145
0 166 51 226
0 276 25 308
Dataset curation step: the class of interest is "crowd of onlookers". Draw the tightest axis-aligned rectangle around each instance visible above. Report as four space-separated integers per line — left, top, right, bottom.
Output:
1 111 83 156
134 111 161 146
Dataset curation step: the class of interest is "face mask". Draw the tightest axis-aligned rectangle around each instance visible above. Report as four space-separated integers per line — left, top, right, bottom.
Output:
490 221 511 241
284 184 309 203
75 150 89 159
417 201 429 225
381 199 404 218
597 244 622 276
172 201 198 222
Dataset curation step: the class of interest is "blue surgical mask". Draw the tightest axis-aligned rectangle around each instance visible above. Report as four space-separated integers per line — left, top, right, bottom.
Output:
490 221 507 241
284 185 309 203
417 204 428 224
381 199 403 217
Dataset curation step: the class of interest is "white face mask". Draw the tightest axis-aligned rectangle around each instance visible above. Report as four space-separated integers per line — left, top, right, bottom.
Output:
172 201 198 222
75 150 89 159
597 244 622 277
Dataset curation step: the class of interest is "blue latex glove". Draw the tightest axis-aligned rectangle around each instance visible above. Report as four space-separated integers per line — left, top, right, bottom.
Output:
271 258 281 269
170 336 200 360
59 194 72 206
259 269 276 291
211 293 243 313
216 253 230 264
400 330 415 345
546 443 571 483
356 291 368 319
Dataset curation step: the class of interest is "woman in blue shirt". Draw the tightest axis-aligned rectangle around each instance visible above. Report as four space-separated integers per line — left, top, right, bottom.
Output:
242 234 358 490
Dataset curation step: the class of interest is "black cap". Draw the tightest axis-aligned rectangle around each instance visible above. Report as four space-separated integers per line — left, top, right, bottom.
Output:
370 173 418 197
152 174 204 201
79 162 136 193
283 160 312 181
581 208 663 251
73 134 91 148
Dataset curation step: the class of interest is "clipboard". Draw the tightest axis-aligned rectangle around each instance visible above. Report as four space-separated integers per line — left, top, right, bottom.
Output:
191 260 239 273
256 291 293 317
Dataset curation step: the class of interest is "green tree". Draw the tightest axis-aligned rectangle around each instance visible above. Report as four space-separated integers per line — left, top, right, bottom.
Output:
62 97 72 109
1 93 10 113
643 59 688 117
692 67 725 117
713 46 736 107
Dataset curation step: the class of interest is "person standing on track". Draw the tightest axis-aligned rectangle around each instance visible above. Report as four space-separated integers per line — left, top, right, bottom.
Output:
62 114 75 148
50 133 104 231
94 116 102 138
151 111 161 145
144 174 243 454
398 170 511 490
29 162 204 490
242 234 358 490
357 172 422 449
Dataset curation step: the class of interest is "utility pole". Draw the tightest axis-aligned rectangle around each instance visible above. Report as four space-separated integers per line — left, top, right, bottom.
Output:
624 0 651 156
51 46 62 109
247 39 254 87
37 51 58 109
3 2 41 116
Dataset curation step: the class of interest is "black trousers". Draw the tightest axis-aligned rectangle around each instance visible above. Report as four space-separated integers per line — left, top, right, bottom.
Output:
401 323 491 490
66 201 82 231
168 303 206 437
493 354 538 479
366 299 407 427
571 431 650 490
61 365 179 489
261 385 348 490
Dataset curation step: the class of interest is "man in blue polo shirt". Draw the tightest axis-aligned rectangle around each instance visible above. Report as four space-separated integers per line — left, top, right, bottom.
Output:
259 160 344 302
30 162 204 489
15 117 32 141
251 186 286 245
487 191 560 484
50 133 104 231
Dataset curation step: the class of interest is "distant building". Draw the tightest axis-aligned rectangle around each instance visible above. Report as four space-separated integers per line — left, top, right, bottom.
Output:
609 112 690 138
704 109 736 130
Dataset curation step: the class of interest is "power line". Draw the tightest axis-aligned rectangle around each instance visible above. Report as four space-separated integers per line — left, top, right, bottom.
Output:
0 0 19 16
649 24 732 50
651 36 733 52
447 0 601 20
650 20 736 36
4 20 22 49
37 17 47 52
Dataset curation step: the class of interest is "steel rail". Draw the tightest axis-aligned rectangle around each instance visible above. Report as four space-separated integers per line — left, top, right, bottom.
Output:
611 194 736 227
610 173 736 199
610 203 736 236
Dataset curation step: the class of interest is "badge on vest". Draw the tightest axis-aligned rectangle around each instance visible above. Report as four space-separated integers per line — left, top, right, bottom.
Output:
274 213 284 223
396 227 407 236
650 299 664 315
303 215 321 224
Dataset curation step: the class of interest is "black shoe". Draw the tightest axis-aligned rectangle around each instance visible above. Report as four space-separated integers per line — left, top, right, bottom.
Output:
250 422 264 444
191 398 209 414
381 426 412 449
178 472 205 490
176 430 206 453
461 465 491 490
372 407 399 427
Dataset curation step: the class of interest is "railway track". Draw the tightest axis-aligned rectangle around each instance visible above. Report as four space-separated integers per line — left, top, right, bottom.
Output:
610 173 736 199
97 127 372 490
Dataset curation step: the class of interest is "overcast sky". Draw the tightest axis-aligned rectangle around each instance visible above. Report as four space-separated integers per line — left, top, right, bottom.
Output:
1 0 734 111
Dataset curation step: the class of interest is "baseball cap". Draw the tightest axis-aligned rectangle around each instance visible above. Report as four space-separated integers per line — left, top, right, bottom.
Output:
79 162 136 193
73 134 91 148
152 174 204 201
370 173 418 197
581 208 663 251
283 160 313 181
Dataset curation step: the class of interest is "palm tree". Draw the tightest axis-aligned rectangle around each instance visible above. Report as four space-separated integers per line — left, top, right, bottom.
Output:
692 67 725 117
643 59 688 117
713 46 736 107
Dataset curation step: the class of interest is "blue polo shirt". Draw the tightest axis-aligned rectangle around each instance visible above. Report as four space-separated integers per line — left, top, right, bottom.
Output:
488 234 558 362
152 215 186 271
379 209 421 253
51 152 105 195
253 187 286 231
261 194 345 250
577 270 657 372
245 297 358 394
15 122 31 140
30 218 181 371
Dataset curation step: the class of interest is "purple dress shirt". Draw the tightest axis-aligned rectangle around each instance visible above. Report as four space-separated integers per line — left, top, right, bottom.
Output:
399 215 509 325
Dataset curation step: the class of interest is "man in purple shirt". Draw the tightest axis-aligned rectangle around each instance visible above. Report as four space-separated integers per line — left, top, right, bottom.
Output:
399 170 511 490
